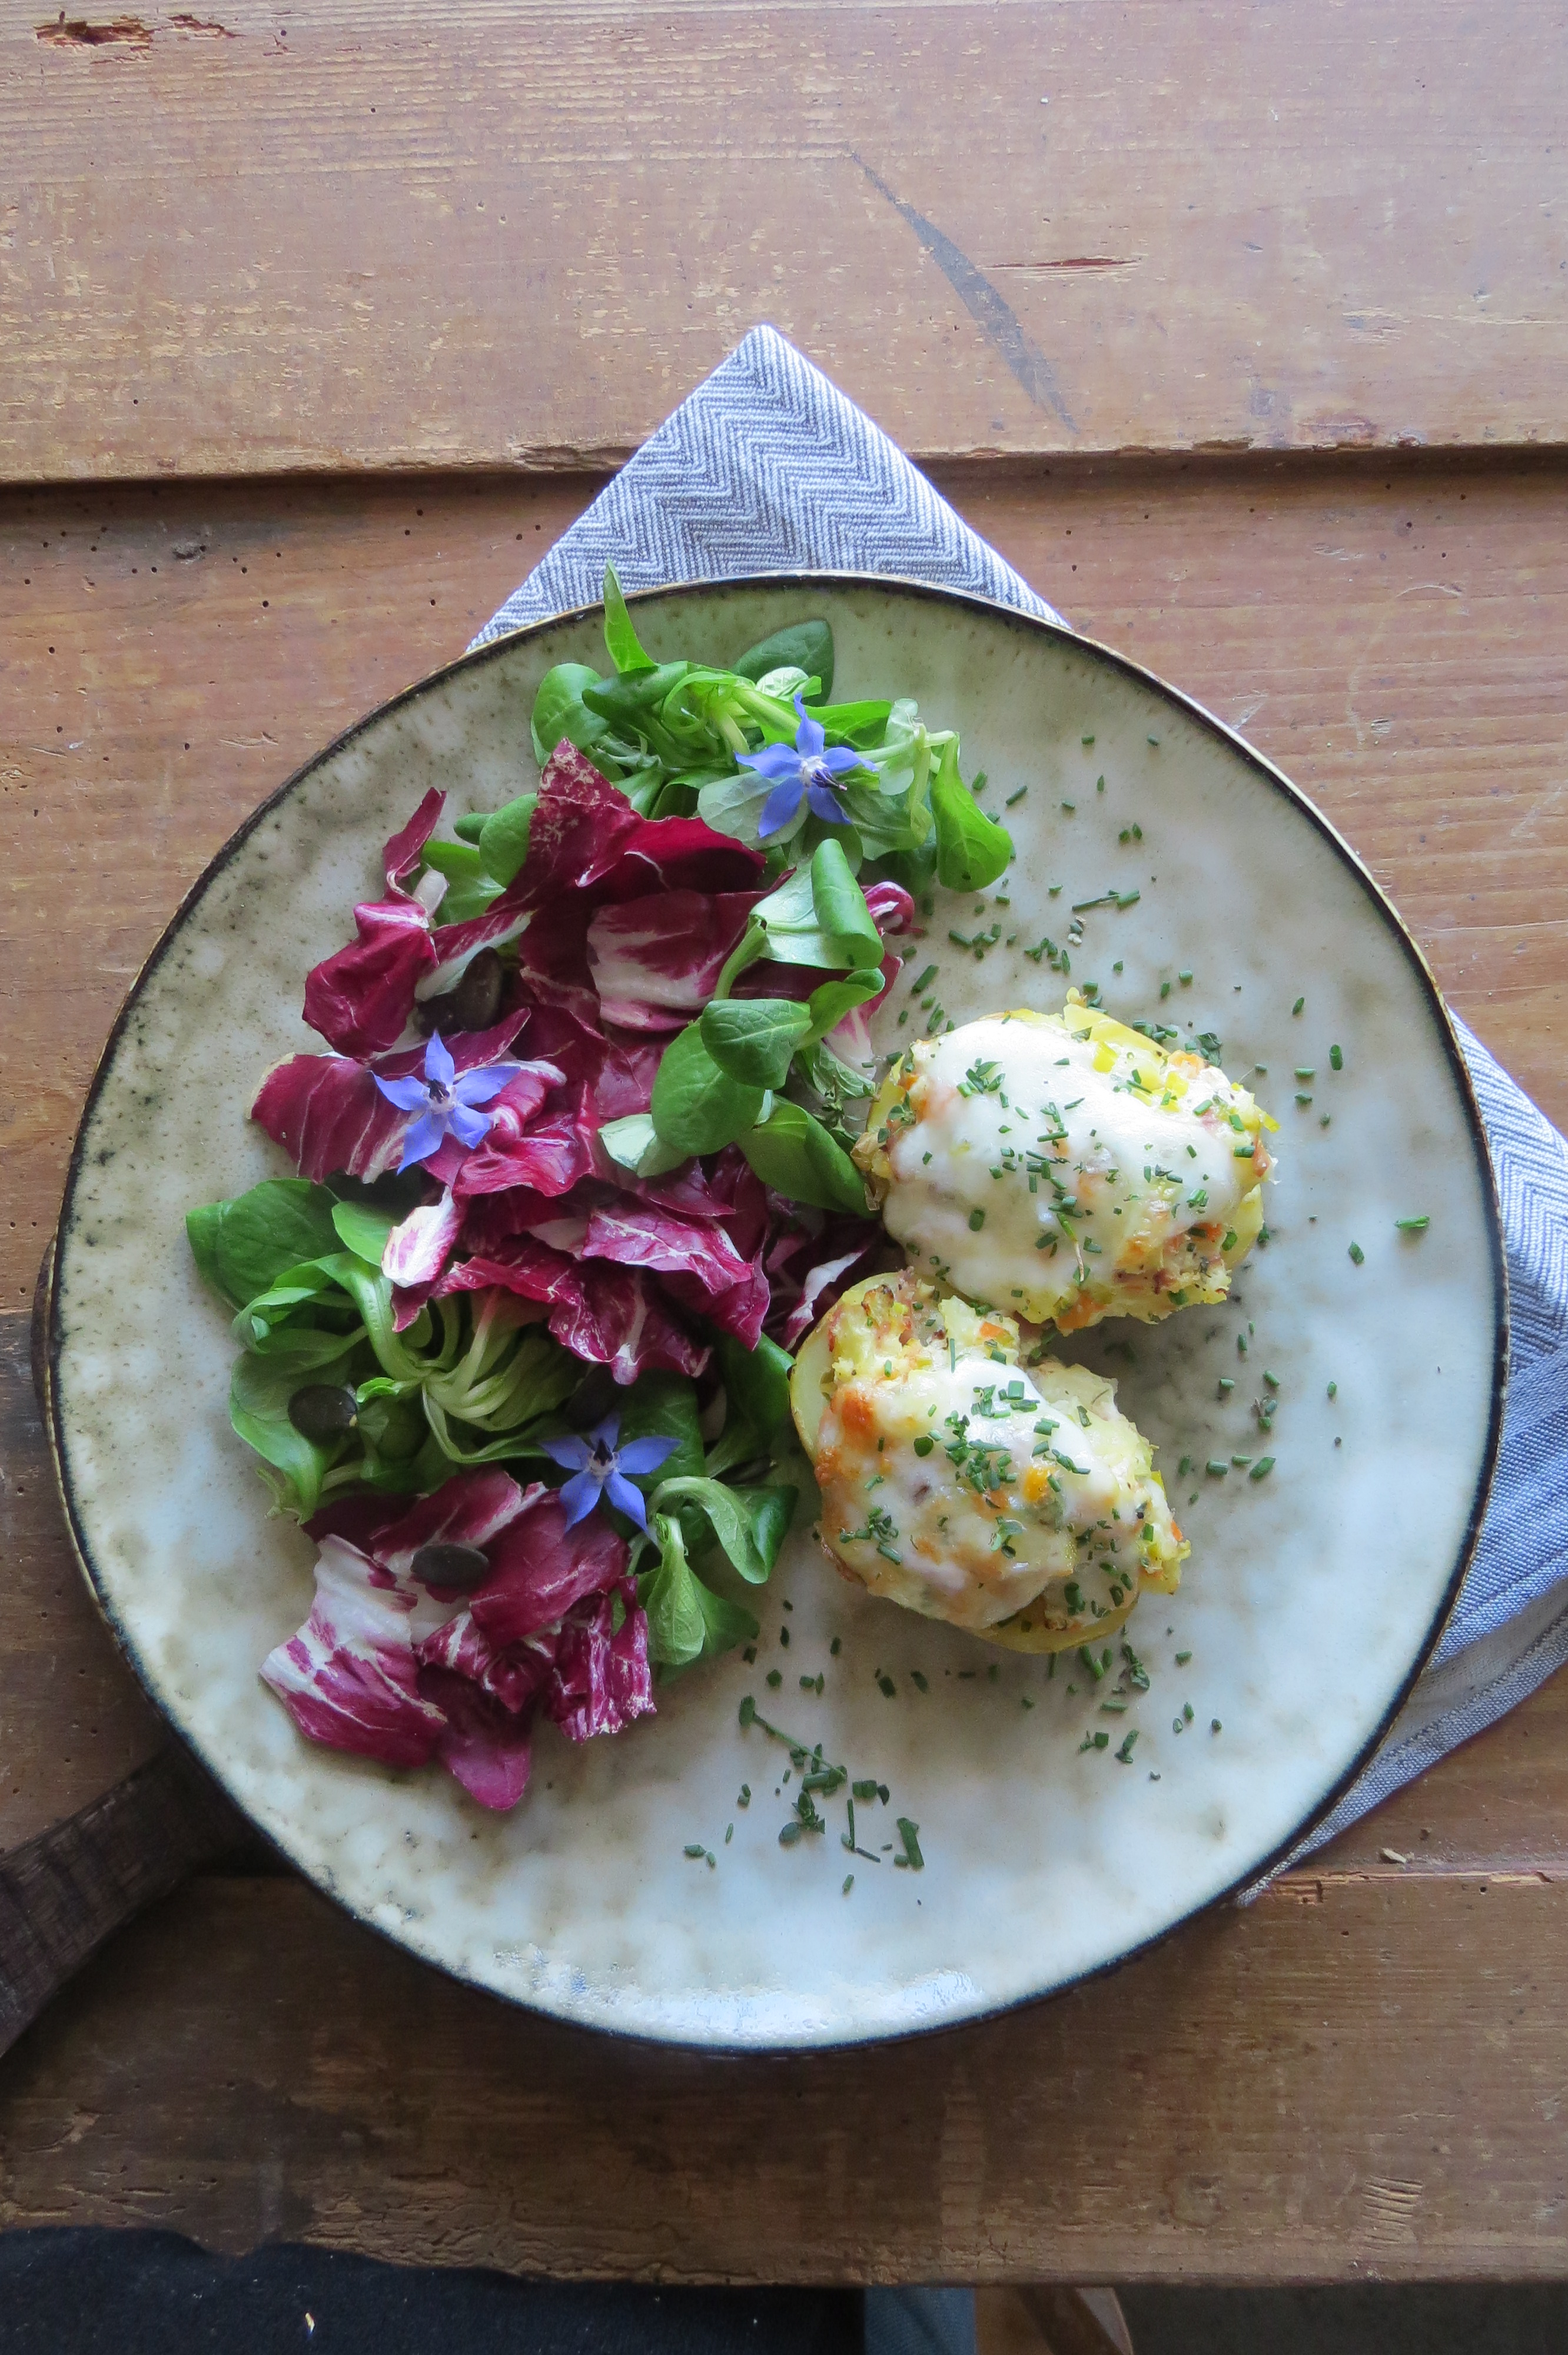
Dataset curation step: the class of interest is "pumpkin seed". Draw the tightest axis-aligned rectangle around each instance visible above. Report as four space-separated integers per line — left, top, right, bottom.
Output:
410 1541 492 1590
286 1384 358 1442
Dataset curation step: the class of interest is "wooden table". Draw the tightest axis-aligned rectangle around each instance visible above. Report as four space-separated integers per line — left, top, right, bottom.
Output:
4 0 1567 2288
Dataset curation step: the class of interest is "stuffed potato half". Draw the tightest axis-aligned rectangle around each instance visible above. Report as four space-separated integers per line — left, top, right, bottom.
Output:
790 1272 1187 1653
853 993 1275 1335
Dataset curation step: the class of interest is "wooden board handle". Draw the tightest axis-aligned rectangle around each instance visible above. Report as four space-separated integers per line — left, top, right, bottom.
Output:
9 1240 243 2060
0 1747 242 2060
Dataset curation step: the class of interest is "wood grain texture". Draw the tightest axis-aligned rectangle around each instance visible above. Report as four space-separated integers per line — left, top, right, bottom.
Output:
2 1870 1566 2280
2 1 1566 481
0 1746 240 2057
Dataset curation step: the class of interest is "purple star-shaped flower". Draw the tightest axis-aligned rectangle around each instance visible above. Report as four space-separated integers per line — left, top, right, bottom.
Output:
736 692 862 840
539 1413 679 1533
372 1031 524 1173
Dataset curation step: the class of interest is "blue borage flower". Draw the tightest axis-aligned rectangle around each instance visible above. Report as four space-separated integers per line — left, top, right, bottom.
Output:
540 1413 679 1531
738 692 863 840
373 1031 523 1173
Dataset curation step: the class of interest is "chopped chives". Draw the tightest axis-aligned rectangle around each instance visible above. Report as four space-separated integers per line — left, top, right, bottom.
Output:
1249 1457 1275 1481
1396 1215 1431 1233
1175 1650 1192 1665
1348 1241 1365 1265
1206 1459 1229 1476
1292 996 1305 1016
1005 785 1028 807
968 1207 986 1231
896 1818 924 1870
1061 800 1077 813
909 964 938 994
1330 1044 1344 1070
842 1874 855 1895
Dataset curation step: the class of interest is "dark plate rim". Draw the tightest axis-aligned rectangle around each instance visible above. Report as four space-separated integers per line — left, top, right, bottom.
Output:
46 571 1509 2052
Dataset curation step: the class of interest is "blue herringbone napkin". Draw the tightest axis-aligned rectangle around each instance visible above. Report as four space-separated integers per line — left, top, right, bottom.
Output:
476 323 1568 1855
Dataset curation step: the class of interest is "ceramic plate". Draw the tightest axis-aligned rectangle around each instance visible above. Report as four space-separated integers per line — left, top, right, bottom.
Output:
48 579 1505 2049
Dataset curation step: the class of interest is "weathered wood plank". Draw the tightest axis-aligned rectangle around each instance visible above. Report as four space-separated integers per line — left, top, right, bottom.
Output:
2 1870 1565 2280
3 450 1565 1855
2 1 1565 480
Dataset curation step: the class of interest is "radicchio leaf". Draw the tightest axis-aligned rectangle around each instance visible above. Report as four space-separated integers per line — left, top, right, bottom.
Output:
580 1202 768 1349
250 1015 534 1183
381 1188 464 1291
307 1467 533 1575
586 888 766 1033
547 1582 654 1743
862 878 917 936
467 1486 629 1647
275 1472 650 1806
436 1240 710 1384
523 742 765 907
303 898 439 1058
383 787 448 896
763 1213 886 1349
418 891 534 1001
259 1534 446 1766
449 1087 598 1203
416 1667 536 1810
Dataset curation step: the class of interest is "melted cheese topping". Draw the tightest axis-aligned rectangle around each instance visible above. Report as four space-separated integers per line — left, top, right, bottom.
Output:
857 1001 1273 1331
809 1278 1185 1637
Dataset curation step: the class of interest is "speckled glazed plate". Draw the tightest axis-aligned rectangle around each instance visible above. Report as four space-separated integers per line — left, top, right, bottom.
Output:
48 579 1505 2049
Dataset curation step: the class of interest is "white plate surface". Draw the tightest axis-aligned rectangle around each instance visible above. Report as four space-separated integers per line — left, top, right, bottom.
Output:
49 579 1504 2048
